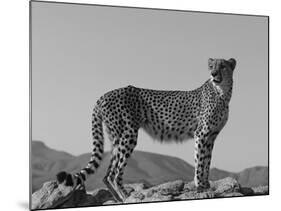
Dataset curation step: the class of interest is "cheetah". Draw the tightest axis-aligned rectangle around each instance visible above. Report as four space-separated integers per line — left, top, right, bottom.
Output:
56 58 236 202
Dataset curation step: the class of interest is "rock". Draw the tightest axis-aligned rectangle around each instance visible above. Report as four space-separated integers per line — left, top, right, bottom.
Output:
183 181 197 191
31 181 76 209
143 192 173 202
88 188 115 203
240 187 255 196
32 177 268 209
124 192 145 203
176 191 215 200
149 180 184 195
32 181 115 209
177 177 241 200
103 200 119 205
221 192 244 197
211 177 241 196
124 183 151 192
252 186 269 195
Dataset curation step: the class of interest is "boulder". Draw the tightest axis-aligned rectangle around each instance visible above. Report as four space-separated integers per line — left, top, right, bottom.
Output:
252 186 269 195
31 177 268 209
31 181 76 209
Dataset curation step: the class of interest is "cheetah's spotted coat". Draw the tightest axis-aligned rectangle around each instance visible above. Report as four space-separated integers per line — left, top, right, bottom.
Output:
56 58 237 202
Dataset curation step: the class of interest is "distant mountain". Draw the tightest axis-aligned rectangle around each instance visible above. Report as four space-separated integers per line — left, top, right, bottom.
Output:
31 141 268 192
236 166 269 187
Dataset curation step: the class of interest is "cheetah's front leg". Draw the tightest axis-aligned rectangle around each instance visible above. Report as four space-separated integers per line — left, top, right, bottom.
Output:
201 133 218 184
194 132 218 190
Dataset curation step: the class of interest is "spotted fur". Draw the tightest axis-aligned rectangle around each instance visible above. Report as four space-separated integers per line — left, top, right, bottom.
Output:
56 58 236 202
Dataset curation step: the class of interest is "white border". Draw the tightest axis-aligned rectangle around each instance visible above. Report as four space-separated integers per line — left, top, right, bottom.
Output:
0 0 279 211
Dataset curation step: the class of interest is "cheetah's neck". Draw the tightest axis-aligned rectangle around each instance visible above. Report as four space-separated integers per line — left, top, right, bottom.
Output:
208 80 233 104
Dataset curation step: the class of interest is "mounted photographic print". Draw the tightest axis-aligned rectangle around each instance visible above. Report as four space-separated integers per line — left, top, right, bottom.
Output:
30 1 269 210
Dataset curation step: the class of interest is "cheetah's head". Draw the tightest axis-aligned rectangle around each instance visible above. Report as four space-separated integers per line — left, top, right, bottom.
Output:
208 58 236 86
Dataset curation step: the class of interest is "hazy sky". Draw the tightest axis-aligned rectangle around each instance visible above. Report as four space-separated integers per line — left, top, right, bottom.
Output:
31 1 268 172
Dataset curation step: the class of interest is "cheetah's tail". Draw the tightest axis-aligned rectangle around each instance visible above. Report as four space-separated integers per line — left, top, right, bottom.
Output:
56 105 104 187
75 105 104 184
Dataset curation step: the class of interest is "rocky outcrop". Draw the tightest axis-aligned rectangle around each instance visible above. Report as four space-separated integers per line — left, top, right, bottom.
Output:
31 177 269 210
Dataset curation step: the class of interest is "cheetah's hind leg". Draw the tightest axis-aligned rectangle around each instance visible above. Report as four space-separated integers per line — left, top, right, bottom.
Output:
103 162 126 202
102 139 136 202
102 146 126 202
103 175 125 202
112 140 137 201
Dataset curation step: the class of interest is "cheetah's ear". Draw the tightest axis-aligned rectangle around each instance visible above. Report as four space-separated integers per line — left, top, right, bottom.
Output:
208 58 214 68
228 58 236 70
